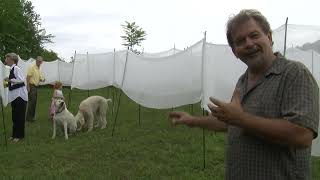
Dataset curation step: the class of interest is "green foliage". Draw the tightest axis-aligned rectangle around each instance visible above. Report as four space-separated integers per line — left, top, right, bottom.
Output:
40 49 59 62
0 0 56 60
121 21 146 54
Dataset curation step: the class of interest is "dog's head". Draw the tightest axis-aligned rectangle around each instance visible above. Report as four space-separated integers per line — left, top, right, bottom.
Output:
75 110 85 127
55 99 66 113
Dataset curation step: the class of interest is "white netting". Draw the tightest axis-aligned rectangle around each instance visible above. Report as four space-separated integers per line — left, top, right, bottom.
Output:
285 48 314 71
202 43 247 110
121 40 203 109
273 24 320 55
17 58 35 77
39 60 59 85
0 62 10 106
142 48 182 58
113 50 127 88
39 60 73 86
58 60 73 86
71 52 114 90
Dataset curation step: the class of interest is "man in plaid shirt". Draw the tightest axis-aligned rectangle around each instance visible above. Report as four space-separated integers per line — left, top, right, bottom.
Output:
169 9 319 180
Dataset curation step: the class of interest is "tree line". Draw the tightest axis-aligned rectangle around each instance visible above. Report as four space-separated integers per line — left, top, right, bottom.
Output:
0 0 58 61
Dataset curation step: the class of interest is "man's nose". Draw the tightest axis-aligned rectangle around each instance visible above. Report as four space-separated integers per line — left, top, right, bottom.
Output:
244 37 255 49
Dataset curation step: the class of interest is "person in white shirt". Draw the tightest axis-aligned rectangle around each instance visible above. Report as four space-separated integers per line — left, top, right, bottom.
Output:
4 53 28 143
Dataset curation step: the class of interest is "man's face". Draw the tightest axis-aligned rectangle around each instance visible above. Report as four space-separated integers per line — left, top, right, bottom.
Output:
36 59 43 66
5 57 13 66
231 18 273 71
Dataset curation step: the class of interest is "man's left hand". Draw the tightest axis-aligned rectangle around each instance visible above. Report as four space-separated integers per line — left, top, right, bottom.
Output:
208 89 244 126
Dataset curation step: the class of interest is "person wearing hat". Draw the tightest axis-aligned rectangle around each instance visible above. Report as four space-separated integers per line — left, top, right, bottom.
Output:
4 53 28 142
26 56 45 122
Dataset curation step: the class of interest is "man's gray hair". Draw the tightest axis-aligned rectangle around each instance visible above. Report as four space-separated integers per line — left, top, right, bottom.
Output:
5 53 19 64
226 9 272 49
36 56 43 61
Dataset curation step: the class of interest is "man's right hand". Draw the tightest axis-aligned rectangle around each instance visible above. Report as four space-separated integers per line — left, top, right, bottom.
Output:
168 111 196 127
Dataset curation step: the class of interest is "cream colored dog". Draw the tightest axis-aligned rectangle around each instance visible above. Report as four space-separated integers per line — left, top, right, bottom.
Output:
52 99 77 140
75 96 112 132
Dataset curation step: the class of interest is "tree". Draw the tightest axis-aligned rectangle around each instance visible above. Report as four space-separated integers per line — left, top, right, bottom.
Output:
120 21 146 54
0 0 56 60
40 49 59 61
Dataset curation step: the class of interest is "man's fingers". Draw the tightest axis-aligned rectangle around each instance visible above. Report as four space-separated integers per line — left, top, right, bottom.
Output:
171 118 185 125
209 97 225 107
207 103 224 113
168 111 183 119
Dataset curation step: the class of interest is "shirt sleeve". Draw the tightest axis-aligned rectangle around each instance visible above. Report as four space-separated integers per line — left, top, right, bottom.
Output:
281 62 319 138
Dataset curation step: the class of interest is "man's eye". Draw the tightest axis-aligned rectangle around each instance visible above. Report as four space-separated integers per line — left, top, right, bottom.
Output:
250 33 260 39
234 39 245 46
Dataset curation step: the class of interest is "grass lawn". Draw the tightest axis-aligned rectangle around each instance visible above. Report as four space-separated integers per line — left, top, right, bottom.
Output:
0 87 319 179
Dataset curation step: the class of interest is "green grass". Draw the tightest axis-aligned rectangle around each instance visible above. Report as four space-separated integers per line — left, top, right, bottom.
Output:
0 87 319 179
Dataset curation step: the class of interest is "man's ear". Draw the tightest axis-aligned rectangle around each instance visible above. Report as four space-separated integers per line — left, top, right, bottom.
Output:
267 32 273 46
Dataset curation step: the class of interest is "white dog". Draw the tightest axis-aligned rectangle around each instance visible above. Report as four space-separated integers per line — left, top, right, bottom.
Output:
75 96 112 132
52 99 77 140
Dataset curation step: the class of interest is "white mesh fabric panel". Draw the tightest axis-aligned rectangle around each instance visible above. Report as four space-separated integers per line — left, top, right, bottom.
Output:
58 61 73 86
285 48 313 71
0 63 10 106
273 24 320 54
40 60 59 85
71 54 88 89
312 51 320 84
17 58 35 77
71 53 114 90
113 50 128 88
142 48 182 58
272 24 286 54
202 43 246 110
87 52 114 89
121 40 203 109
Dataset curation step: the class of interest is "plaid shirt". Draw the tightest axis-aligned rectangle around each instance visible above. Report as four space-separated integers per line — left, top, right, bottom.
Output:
226 53 319 180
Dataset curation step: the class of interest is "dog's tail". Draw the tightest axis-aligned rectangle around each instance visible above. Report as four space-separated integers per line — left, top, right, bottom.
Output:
105 98 112 104
101 98 112 111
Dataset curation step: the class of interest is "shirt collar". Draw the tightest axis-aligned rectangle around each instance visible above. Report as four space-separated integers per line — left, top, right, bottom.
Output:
264 52 287 77
10 64 16 70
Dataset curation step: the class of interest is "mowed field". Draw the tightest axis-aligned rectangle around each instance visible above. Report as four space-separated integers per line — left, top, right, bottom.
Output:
0 87 319 179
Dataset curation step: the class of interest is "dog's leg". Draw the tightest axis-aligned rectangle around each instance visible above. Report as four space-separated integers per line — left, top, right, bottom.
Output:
52 120 56 139
87 111 94 132
94 114 100 128
98 102 107 129
100 111 107 129
63 121 69 140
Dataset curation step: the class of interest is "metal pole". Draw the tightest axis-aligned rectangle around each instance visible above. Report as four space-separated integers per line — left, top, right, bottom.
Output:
283 17 288 57
312 51 314 75
111 92 122 136
138 104 141 125
86 52 90 97
112 49 116 115
202 108 206 169
200 31 207 112
1 101 7 151
111 48 130 136
201 32 207 169
68 50 76 108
